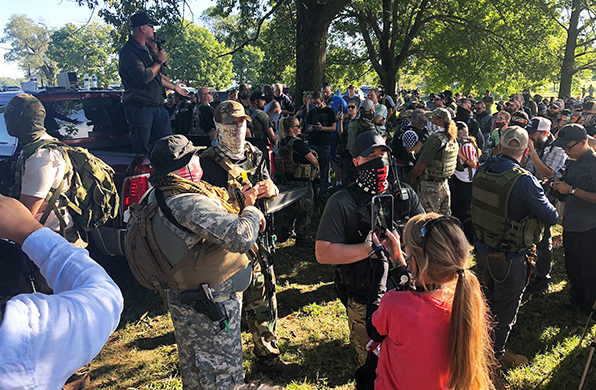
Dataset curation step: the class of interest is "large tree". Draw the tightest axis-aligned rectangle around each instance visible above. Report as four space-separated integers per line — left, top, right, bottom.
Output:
335 0 562 98
1 14 58 85
554 0 596 96
157 22 233 89
48 22 119 87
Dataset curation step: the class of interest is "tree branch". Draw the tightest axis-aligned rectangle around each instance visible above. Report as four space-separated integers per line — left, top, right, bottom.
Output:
217 0 289 57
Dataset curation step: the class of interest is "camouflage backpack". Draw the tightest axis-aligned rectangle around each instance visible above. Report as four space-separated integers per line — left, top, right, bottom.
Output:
15 139 119 234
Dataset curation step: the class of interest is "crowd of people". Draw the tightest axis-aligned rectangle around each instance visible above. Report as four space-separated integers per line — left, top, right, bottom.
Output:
2 10 596 390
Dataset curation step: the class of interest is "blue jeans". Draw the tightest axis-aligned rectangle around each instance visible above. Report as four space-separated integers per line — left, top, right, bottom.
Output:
124 105 172 155
310 144 330 198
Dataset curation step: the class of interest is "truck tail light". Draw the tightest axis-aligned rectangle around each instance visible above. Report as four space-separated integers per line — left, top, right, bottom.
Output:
122 173 150 214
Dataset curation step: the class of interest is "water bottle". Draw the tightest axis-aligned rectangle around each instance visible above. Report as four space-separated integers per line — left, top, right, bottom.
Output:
91 74 98 88
84 73 90 89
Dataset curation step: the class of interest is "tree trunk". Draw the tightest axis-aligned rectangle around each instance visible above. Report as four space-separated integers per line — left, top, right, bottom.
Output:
559 0 581 98
295 0 351 96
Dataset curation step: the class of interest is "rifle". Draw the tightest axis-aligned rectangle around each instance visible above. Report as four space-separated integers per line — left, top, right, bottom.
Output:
233 145 277 320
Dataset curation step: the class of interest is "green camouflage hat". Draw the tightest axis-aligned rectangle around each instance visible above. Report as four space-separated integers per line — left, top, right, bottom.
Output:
425 107 452 123
214 100 251 124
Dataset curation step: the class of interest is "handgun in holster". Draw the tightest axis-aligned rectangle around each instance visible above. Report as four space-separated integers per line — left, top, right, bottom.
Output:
180 284 229 332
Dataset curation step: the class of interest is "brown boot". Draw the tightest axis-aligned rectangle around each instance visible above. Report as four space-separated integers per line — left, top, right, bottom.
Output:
62 364 90 390
499 348 528 369
255 359 302 378
492 366 512 390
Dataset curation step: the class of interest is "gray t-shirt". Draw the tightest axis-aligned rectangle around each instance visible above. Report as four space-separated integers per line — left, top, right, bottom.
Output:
562 149 596 232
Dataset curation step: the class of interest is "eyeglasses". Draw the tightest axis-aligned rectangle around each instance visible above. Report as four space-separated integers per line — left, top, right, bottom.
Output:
563 140 580 151
420 216 462 255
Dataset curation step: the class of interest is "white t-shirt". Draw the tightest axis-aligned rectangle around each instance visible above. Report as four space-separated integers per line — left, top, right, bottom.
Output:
20 135 73 231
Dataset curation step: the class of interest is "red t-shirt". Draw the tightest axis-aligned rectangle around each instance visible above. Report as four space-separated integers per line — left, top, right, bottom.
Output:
372 290 452 390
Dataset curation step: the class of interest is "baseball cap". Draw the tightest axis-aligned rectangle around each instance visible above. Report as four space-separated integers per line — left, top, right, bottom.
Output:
351 131 392 158
360 98 375 111
510 111 530 126
552 124 588 147
526 117 552 134
250 91 265 102
149 135 201 182
583 101 596 111
129 12 159 28
549 101 563 109
500 126 529 151
214 100 251 124
425 107 452 122
402 130 420 148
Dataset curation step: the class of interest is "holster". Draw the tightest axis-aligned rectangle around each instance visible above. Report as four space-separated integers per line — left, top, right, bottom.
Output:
179 284 228 331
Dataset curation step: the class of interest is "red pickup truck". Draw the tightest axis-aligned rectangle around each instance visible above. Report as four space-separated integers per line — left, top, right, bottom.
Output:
0 89 268 257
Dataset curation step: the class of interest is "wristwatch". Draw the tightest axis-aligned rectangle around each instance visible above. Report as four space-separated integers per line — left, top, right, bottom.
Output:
570 187 577 195
154 59 163 66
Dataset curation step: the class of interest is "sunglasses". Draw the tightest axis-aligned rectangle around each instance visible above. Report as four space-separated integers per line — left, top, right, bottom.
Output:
563 140 580 151
420 216 462 255
347 105 357 109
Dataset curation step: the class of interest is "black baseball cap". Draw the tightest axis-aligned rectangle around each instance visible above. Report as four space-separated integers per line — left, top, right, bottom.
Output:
129 12 159 28
351 131 392 158
250 91 266 102
552 124 587 147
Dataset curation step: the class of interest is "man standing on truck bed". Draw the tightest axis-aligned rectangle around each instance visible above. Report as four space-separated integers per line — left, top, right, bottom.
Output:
119 11 187 156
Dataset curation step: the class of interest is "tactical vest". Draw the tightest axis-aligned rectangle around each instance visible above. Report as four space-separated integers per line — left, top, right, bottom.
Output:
201 144 260 201
471 166 545 253
125 186 249 297
275 137 318 181
421 131 458 180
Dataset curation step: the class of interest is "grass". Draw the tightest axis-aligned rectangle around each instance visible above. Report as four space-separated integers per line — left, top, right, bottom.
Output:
86 227 596 389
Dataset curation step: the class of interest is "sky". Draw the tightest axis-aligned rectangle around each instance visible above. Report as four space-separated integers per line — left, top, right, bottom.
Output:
0 0 214 79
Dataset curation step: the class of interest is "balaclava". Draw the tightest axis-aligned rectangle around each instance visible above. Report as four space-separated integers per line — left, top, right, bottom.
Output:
5 93 47 146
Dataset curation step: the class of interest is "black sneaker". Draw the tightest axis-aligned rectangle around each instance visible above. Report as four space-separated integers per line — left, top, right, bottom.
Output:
526 276 550 294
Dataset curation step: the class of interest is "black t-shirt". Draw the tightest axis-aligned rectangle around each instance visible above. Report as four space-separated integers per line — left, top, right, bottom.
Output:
316 183 424 244
306 106 336 146
198 103 215 133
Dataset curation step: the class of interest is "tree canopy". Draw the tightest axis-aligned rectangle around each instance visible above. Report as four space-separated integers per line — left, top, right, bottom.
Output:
48 22 119 87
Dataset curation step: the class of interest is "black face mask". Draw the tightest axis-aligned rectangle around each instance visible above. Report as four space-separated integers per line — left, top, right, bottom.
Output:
356 157 389 194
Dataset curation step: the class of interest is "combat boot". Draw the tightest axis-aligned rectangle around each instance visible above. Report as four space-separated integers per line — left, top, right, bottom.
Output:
499 348 528 369
255 359 302 378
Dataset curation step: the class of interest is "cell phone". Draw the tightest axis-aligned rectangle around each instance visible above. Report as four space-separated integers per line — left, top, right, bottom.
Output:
371 194 394 239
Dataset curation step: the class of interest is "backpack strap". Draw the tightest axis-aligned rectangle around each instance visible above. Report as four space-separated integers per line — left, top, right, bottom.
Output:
155 189 195 235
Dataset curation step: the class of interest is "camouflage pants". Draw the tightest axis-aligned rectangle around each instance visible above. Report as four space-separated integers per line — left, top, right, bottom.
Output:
168 279 244 389
418 179 451 215
346 298 368 365
243 258 280 365
277 180 315 242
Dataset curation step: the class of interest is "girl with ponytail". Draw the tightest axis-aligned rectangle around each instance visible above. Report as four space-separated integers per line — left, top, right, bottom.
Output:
370 213 494 390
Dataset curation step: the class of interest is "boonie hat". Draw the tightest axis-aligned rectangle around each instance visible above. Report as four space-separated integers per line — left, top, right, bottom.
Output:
500 126 529 151
149 135 202 182
552 124 588 147
129 12 159 28
214 100 251 124
526 117 552 134
352 131 392 158
360 99 375 111
425 107 451 122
